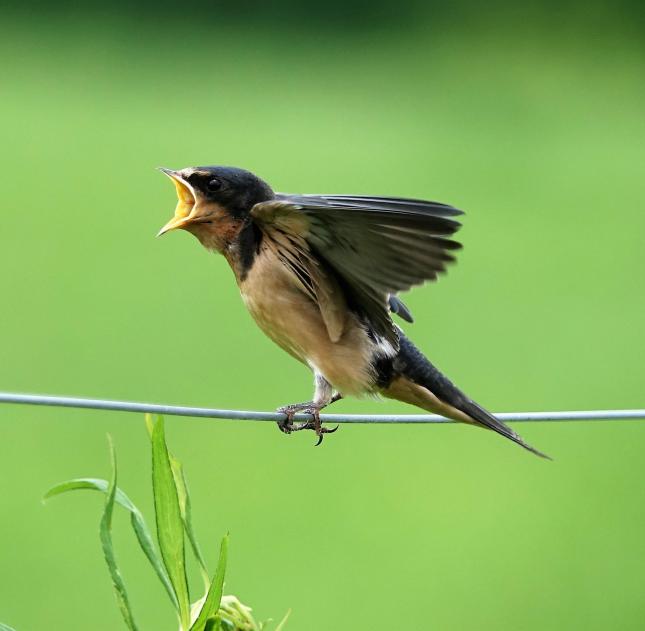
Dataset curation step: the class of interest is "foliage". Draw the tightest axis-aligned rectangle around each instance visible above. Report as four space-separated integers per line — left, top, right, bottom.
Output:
40 415 288 631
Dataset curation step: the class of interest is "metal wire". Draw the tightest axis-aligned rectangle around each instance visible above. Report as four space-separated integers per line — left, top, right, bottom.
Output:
0 392 643 424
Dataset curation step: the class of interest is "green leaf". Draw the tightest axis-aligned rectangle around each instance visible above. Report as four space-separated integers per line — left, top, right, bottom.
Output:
0 623 18 631
151 416 191 630
144 412 155 438
171 454 210 590
204 619 221 631
148 414 209 591
100 436 139 631
44 478 178 610
190 535 229 631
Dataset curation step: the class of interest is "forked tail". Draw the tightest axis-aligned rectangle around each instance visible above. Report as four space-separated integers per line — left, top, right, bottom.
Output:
388 334 550 459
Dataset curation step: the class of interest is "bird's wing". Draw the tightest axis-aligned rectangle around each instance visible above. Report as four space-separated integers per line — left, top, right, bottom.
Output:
251 194 463 348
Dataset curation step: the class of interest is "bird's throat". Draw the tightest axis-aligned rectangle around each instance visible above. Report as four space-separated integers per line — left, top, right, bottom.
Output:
191 218 261 282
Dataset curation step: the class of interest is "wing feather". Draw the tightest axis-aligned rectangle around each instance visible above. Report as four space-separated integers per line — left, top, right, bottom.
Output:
388 295 414 323
250 201 347 342
251 193 463 347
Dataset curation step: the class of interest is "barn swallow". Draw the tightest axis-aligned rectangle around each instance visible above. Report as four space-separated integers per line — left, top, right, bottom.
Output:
158 166 547 457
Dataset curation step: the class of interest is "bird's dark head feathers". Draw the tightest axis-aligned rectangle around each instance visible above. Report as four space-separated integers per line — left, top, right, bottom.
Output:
182 166 274 215
157 165 273 247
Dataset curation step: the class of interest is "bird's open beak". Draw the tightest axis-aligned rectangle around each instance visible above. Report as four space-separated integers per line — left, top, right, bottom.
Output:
157 167 197 236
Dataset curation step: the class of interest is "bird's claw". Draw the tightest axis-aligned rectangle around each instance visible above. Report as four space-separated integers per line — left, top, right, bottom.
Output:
276 403 340 445
293 417 339 446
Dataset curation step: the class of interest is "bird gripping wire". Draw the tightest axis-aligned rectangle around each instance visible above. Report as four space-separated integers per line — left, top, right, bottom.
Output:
0 392 643 424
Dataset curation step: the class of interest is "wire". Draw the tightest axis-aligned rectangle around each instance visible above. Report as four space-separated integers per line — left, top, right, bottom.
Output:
0 392 643 424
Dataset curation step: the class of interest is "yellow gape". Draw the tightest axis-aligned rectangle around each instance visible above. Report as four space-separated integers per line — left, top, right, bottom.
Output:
157 168 197 236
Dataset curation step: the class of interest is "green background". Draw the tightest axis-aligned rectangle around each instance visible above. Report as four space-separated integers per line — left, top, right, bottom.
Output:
1 6 645 630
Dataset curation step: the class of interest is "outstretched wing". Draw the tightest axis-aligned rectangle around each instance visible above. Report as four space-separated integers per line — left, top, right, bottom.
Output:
251 193 463 348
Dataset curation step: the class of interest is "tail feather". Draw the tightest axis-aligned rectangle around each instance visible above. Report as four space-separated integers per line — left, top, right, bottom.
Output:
390 334 550 459
456 397 551 459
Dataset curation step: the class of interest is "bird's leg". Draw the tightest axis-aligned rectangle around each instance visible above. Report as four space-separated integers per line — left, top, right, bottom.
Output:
276 374 341 444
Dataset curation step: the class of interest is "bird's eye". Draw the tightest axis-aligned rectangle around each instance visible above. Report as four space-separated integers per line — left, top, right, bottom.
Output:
206 178 222 193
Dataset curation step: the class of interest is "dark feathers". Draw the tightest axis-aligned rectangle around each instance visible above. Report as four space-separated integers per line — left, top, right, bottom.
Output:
316 194 463 218
393 334 550 458
251 193 462 347
388 295 414 323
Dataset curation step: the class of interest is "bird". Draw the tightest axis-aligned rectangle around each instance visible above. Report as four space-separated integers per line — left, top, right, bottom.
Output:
157 165 547 457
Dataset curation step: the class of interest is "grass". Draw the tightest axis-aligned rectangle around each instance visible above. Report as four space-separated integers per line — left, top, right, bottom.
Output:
0 13 644 631
43 416 285 631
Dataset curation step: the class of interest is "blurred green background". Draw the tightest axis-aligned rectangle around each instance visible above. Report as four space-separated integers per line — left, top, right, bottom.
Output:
1 3 645 630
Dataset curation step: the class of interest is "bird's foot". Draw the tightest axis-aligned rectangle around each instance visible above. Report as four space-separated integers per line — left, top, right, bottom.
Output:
293 408 340 446
276 401 340 445
276 401 311 435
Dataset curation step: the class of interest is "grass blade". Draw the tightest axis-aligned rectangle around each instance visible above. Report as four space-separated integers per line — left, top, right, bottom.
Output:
273 610 291 631
190 535 229 631
144 412 155 437
151 416 191 630
149 413 209 590
171 455 210 590
100 436 139 631
0 623 18 631
44 478 178 610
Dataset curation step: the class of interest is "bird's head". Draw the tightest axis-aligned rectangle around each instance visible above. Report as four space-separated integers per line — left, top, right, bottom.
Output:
157 165 273 251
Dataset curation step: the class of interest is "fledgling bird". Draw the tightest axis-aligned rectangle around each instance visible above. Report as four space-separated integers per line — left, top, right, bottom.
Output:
158 165 547 457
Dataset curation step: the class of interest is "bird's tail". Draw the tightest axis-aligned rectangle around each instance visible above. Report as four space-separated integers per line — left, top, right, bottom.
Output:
384 334 550 459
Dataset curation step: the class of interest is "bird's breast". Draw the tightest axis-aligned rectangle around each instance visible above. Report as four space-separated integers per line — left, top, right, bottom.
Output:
237 246 380 395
